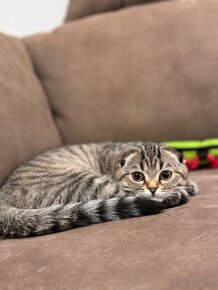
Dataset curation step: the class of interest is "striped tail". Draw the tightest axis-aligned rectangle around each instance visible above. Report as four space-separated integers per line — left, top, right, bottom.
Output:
0 196 166 238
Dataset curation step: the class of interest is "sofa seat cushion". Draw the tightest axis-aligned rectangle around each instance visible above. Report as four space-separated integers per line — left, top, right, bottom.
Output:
0 169 217 290
0 34 62 185
25 0 218 144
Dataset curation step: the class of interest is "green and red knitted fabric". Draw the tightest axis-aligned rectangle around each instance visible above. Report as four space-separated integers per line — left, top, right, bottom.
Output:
163 139 218 170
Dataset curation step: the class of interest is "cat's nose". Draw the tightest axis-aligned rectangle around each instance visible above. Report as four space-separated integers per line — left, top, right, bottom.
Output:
148 188 157 195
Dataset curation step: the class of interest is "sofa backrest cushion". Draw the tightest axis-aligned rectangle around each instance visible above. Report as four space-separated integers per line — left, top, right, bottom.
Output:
0 34 62 185
25 0 218 145
65 0 168 21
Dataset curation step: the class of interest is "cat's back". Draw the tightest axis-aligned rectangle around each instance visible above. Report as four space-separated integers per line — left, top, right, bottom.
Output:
0 143 111 207
1 143 114 187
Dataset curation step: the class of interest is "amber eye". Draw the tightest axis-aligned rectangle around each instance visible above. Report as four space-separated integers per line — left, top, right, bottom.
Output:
159 170 172 181
132 171 145 182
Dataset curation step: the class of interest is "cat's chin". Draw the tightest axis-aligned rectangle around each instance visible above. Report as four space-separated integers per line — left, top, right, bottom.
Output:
151 196 165 202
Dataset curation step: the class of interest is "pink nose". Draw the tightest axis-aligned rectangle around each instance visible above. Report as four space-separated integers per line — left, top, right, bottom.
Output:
148 188 157 195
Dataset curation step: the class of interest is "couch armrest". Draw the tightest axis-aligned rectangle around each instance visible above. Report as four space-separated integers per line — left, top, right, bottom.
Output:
0 33 62 185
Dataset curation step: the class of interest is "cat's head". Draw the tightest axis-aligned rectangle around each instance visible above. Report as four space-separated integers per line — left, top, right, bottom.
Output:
114 142 188 199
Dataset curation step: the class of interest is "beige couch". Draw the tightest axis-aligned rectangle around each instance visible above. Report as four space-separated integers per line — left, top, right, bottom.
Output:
0 0 218 289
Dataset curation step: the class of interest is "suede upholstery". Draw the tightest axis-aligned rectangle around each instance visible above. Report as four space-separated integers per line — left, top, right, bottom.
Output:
65 0 168 21
0 0 218 289
0 34 62 186
25 0 218 144
0 169 217 290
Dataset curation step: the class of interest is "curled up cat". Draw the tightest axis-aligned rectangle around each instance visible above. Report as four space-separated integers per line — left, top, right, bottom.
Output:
0 142 198 238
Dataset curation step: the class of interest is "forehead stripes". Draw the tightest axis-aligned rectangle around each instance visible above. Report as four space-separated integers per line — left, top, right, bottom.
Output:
138 143 162 169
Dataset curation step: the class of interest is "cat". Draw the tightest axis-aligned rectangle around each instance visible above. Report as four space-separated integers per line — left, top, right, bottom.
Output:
0 142 197 238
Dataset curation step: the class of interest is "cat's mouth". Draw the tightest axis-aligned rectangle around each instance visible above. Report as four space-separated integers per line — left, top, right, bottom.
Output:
140 188 165 199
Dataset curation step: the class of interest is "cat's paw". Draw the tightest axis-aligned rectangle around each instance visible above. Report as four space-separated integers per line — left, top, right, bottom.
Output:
163 189 189 208
186 181 198 196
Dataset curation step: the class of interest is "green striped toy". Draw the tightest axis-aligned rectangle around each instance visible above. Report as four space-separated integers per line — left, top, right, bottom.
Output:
163 139 218 170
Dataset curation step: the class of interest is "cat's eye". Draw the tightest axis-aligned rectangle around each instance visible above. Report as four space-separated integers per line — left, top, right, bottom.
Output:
132 171 145 182
159 170 172 181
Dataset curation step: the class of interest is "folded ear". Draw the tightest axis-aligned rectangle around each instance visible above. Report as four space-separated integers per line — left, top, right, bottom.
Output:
160 145 184 164
116 148 140 168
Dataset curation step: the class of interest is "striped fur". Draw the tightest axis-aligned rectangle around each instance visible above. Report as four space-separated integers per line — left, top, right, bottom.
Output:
0 142 197 238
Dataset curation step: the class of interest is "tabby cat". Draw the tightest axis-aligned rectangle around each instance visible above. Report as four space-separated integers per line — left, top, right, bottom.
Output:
0 142 197 238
